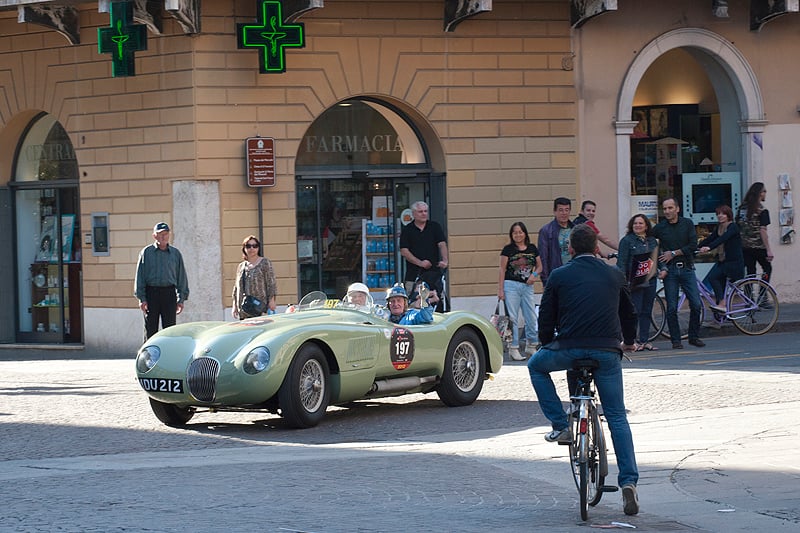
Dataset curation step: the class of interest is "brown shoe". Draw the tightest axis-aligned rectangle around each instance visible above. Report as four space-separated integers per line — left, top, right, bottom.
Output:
688 338 706 347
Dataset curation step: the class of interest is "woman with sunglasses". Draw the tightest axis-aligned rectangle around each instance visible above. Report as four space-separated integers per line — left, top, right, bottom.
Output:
232 235 277 319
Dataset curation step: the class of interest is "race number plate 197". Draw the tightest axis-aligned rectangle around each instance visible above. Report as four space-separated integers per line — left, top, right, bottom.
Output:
390 327 415 370
138 377 184 394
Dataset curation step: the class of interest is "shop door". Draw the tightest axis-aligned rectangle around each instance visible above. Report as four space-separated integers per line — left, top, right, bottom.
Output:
296 176 430 300
10 114 82 344
15 185 82 343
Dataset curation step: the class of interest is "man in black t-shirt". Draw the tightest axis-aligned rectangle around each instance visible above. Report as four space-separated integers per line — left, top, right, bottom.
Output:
399 201 448 311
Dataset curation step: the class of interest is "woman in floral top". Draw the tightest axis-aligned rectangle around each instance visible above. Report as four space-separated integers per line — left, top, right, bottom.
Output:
232 235 277 319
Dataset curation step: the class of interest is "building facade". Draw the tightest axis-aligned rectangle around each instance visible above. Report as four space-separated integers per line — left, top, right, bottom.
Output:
0 0 796 356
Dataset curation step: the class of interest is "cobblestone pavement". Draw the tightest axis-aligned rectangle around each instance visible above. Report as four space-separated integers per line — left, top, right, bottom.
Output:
1 352 798 532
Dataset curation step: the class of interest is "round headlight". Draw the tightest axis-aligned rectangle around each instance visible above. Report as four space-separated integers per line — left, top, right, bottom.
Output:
243 347 271 375
136 345 161 373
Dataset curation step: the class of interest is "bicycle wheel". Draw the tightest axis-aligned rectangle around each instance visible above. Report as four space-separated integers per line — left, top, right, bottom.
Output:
579 458 589 521
588 407 607 507
648 294 665 342
568 403 589 520
657 286 700 340
727 278 779 335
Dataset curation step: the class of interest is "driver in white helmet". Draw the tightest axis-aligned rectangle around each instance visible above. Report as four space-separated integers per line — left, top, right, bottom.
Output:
386 283 434 325
343 282 373 312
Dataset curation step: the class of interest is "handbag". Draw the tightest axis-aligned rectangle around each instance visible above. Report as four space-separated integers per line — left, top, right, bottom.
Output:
628 249 657 290
490 299 512 344
239 273 266 317
241 294 266 317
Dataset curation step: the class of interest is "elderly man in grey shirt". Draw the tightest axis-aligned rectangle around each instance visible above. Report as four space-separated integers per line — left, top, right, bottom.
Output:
134 222 189 339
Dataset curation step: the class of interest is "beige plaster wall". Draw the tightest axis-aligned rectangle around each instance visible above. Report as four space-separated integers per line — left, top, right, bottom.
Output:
0 6 198 314
573 0 800 293
0 1 578 353
197 0 577 300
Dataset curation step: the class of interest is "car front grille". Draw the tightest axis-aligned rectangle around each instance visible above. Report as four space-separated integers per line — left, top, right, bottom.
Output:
187 356 220 402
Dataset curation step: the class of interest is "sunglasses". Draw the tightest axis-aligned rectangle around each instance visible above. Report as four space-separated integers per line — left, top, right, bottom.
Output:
245 243 259 249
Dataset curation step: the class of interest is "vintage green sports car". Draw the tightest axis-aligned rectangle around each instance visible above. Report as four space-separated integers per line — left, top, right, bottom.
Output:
135 291 503 428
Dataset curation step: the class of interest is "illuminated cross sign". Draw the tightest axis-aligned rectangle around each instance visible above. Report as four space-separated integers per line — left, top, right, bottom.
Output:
237 0 305 74
98 1 147 77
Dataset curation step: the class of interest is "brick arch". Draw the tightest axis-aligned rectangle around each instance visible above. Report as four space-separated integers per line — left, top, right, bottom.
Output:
613 28 765 229
0 110 48 186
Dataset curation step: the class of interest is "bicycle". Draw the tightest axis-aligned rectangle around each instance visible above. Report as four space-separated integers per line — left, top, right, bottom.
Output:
568 358 618 521
650 274 779 339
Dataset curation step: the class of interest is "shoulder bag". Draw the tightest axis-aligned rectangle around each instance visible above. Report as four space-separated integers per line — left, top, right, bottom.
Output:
239 270 266 317
490 299 512 345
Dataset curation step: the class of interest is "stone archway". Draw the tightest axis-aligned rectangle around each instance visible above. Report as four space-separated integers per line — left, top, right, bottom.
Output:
613 28 766 229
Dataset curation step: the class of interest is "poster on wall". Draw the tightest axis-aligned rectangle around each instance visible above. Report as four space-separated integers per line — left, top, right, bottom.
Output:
778 173 794 244
61 214 75 262
630 195 659 225
372 196 391 226
36 216 56 262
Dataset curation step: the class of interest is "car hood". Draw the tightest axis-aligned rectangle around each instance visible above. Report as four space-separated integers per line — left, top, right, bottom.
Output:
145 309 382 361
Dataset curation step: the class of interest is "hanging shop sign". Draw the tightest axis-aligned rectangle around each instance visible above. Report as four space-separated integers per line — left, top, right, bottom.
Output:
246 137 276 187
98 1 147 77
237 0 305 74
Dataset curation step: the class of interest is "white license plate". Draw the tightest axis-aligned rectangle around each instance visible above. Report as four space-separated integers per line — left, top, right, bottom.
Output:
138 377 184 394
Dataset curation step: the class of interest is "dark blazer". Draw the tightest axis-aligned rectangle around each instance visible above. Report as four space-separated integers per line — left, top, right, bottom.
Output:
538 255 637 351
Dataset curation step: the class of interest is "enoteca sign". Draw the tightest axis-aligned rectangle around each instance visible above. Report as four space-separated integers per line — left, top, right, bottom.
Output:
246 137 276 187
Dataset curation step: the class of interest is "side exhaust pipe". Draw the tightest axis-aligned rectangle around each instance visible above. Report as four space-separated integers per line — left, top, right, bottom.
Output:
368 375 438 395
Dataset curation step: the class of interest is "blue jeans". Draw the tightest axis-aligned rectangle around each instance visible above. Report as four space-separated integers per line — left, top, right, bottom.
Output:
503 280 538 346
663 265 702 343
528 347 639 488
702 260 744 305
630 279 657 344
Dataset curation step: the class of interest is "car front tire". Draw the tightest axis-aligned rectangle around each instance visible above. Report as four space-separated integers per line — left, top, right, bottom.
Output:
149 398 195 427
278 343 331 428
437 328 486 406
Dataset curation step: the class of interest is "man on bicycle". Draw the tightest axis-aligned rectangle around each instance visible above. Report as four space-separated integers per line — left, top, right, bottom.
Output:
527 224 640 516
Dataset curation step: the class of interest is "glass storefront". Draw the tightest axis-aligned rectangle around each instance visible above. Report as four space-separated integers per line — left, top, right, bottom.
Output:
11 114 82 343
296 176 429 299
295 98 439 300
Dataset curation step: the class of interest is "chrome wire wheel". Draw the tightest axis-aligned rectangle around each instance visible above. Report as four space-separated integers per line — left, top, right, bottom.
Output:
278 344 330 428
299 358 325 413
452 340 480 392
437 329 486 407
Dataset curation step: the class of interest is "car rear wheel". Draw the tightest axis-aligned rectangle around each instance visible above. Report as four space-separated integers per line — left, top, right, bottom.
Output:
278 344 331 428
437 328 486 407
149 398 195 427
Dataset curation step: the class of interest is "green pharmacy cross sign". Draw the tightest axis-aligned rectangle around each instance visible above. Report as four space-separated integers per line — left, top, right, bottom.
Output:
98 1 147 77
237 0 305 74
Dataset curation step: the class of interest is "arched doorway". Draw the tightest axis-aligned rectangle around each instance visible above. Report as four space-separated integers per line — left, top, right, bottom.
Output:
294 97 444 300
614 28 765 230
8 113 82 344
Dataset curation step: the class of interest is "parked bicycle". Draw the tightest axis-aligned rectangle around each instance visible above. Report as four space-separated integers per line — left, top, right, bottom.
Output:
650 274 779 338
568 358 618 521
